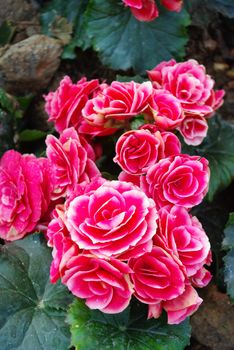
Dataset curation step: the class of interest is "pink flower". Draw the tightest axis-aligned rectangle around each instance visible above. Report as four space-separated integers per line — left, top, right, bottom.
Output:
62 255 133 313
66 179 158 259
123 0 159 22
82 81 153 128
204 89 225 118
46 127 100 199
44 76 99 133
163 284 203 324
190 267 212 288
147 59 177 88
148 59 215 116
139 124 182 157
78 119 119 137
155 206 211 277
161 0 183 12
47 205 80 283
129 246 186 303
178 114 208 146
161 131 181 156
149 90 184 129
114 129 163 175
141 154 209 209
118 171 141 187
0 150 53 241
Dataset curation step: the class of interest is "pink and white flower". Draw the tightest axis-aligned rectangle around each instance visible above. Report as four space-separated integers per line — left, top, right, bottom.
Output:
0 150 53 241
178 114 208 146
62 255 133 313
46 127 100 198
148 59 218 116
66 179 158 259
141 154 210 209
44 76 99 133
129 246 186 303
155 205 211 277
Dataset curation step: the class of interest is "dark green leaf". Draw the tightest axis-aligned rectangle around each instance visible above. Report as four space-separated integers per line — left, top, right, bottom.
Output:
85 0 190 73
116 75 146 83
0 234 73 350
211 0 234 18
130 115 146 130
0 88 18 155
19 129 47 142
182 115 234 202
0 21 15 46
223 213 234 302
223 249 234 302
223 213 234 250
68 299 191 350
41 0 90 59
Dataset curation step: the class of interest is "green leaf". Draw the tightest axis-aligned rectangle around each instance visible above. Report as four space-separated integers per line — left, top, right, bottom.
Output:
41 0 90 59
0 234 73 350
0 21 15 46
223 248 234 302
130 115 146 130
116 75 146 83
223 213 234 302
223 213 234 250
182 115 234 202
0 88 19 156
211 0 234 18
85 0 190 74
19 129 47 142
68 299 191 350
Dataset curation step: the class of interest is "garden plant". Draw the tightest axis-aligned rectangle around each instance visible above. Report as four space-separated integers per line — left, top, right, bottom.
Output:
0 0 234 349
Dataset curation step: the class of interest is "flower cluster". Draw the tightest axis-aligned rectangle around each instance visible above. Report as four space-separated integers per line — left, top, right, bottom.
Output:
45 59 224 146
0 59 224 325
122 0 183 22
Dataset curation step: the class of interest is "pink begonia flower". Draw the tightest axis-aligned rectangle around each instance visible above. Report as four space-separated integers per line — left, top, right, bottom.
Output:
141 154 209 209
161 131 181 156
129 246 186 303
163 284 203 324
0 150 53 241
123 0 159 22
139 124 181 158
161 0 183 12
178 114 208 146
66 179 158 259
139 125 182 157
147 59 177 88
118 171 141 187
44 76 99 133
78 117 120 137
147 302 163 319
82 80 153 123
148 59 224 116
114 128 181 175
114 129 163 175
204 89 225 118
62 255 134 313
47 205 80 283
149 90 185 129
155 206 211 277
190 267 212 288
46 127 100 199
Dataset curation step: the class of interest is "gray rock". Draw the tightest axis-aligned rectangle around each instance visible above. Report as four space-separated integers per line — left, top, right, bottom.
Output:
0 0 38 26
0 35 62 93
